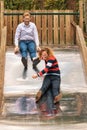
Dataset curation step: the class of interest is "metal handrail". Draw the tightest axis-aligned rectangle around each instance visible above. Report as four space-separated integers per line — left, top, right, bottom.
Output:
4 12 80 16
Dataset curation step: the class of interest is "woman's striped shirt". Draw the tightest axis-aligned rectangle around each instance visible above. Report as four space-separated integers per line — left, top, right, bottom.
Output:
38 55 60 76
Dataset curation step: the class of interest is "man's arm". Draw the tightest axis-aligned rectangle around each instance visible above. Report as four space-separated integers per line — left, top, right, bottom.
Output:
33 24 41 51
14 25 21 54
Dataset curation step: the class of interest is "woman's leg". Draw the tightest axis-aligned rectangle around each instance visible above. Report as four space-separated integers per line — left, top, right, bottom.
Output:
36 76 51 102
36 79 61 116
36 86 54 115
51 76 62 103
46 87 54 113
40 76 51 94
37 86 59 116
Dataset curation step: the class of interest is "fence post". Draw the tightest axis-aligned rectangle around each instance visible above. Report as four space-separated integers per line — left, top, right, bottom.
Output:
0 26 7 115
84 0 87 33
79 0 83 30
0 1 4 44
0 0 5 115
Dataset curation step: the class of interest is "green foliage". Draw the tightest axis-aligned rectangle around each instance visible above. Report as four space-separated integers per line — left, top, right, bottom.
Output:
44 0 66 10
4 0 34 10
3 0 79 10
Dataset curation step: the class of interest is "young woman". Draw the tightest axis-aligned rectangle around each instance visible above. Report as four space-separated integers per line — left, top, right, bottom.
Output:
32 47 62 104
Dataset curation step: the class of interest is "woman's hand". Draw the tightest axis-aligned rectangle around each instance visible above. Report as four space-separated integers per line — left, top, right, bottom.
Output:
32 74 38 79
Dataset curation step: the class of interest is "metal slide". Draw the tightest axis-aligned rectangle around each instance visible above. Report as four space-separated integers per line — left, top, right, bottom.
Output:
3 49 87 118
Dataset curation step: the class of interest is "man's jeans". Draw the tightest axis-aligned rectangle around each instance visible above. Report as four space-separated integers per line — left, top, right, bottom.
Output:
19 40 36 59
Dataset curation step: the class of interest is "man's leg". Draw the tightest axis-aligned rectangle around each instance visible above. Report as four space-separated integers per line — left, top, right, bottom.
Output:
33 57 40 73
21 57 28 79
19 41 28 79
27 41 40 73
21 57 27 69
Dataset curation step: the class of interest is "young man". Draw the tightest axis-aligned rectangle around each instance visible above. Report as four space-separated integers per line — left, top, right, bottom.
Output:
14 12 40 79
32 47 62 104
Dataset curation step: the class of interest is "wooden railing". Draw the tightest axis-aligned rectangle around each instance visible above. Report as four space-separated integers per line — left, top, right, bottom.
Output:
71 20 87 81
0 1 7 114
76 25 87 81
0 26 7 114
0 1 4 44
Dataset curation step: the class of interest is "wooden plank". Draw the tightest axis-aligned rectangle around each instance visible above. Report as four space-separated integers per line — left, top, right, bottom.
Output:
79 0 83 29
0 1 1 44
54 10 59 46
76 25 87 81
0 26 7 114
65 10 71 46
19 10 23 23
60 10 65 46
31 10 36 23
12 10 19 46
0 1 4 44
41 10 47 45
4 10 7 26
4 10 8 45
35 10 42 45
70 11 75 45
84 0 87 32
48 10 53 46
0 26 7 80
6 10 12 46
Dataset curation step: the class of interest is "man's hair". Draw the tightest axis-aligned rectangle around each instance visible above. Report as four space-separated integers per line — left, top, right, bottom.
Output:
23 11 31 18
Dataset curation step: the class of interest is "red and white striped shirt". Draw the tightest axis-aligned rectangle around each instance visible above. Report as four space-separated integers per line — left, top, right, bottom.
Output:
39 55 60 76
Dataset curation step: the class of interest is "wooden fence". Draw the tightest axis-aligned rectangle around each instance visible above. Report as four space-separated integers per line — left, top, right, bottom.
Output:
4 10 75 47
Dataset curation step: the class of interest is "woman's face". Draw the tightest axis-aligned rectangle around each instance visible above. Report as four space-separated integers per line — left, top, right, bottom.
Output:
41 51 48 60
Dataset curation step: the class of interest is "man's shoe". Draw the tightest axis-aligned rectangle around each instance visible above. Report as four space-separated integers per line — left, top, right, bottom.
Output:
33 57 40 65
33 58 40 73
22 67 27 79
33 66 39 73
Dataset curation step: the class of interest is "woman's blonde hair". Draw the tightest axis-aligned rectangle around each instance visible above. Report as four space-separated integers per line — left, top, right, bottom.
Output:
38 47 54 59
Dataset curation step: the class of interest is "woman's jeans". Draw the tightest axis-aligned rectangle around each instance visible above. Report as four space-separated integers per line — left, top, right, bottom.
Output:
19 40 36 59
38 75 61 113
40 75 61 98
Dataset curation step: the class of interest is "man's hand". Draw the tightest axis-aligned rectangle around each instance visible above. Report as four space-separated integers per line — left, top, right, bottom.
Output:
32 74 38 79
36 46 41 52
14 46 19 54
